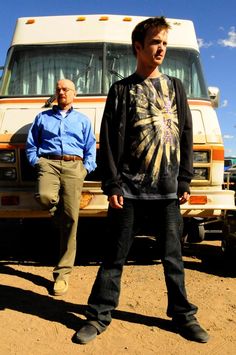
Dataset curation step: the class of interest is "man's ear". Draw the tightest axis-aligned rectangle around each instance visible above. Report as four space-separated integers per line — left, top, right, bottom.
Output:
134 41 142 54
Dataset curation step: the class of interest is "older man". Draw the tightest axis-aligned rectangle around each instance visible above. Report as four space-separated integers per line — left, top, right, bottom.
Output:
26 79 96 296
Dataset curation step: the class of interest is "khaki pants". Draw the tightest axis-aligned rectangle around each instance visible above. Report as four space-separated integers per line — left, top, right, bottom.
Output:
35 157 87 281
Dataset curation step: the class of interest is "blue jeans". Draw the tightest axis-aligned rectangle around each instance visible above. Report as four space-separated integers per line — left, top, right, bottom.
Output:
86 198 197 333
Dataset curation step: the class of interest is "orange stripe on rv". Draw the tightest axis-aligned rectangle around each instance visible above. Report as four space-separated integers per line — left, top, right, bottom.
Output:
0 98 47 104
75 97 106 103
212 147 224 161
0 141 25 149
194 145 224 161
0 98 210 105
188 100 212 107
0 97 106 104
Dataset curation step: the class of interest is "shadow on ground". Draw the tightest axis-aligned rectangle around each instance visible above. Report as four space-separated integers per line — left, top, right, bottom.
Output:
0 263 175 335
0 218 235 277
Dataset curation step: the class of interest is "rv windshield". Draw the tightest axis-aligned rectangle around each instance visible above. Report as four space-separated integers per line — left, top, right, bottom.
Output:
0 43 208 99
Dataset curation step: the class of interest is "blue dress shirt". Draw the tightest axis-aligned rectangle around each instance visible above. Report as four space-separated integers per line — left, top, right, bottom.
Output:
26 106 97 173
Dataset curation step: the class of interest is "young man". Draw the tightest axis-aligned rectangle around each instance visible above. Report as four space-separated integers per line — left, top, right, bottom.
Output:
74 17 209 344
26 79 96 296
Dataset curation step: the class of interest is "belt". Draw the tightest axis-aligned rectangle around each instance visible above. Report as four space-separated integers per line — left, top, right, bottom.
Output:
42 154 83 161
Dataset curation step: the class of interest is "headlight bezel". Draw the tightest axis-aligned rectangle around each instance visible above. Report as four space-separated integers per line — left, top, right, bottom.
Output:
0 149 16 163
193 150 210 163
193 167 209 180
0 167 17 181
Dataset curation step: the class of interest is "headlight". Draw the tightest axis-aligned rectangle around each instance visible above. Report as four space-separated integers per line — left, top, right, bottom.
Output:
193 151 209 163
0 150 16 163
0 168 17 180
193 167 208 180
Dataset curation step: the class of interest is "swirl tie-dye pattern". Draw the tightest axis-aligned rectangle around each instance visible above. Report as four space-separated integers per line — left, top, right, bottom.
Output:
122 74 180 196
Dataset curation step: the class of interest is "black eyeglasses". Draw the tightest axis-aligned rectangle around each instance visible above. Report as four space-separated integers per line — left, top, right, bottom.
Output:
56 87 74 93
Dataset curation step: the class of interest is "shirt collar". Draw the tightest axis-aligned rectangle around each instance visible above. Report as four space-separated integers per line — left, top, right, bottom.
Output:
52 105 74 114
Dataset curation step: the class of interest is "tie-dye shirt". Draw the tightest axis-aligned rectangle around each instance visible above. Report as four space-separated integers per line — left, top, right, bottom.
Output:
121 75 179 199
99 73 193 199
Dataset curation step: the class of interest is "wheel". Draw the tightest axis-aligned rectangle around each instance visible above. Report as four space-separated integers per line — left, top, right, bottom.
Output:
184 218 205 243
221 233 236 258
222 212 236 258
221 238 229 255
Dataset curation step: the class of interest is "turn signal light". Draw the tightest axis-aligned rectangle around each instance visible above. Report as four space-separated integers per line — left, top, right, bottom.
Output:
1 196 20 206
189 196 207 205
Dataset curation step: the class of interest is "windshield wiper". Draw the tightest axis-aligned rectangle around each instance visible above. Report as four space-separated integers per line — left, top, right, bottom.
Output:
108 56 124 80
43 94 56 108
108 69 124 80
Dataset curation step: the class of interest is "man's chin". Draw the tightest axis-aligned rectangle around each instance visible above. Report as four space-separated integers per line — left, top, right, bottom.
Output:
155 58 164 65
58 99 66 104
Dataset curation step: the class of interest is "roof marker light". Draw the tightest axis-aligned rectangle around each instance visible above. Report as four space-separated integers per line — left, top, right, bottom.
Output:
25 19 35 25
99 16 109 21
76 16 86 21
123 17 132 22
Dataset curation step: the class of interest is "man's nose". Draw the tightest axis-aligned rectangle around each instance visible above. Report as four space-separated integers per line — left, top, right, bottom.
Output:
158 42 165 50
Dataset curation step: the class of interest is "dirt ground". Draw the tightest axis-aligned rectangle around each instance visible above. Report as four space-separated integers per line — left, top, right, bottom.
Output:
0 219 236 355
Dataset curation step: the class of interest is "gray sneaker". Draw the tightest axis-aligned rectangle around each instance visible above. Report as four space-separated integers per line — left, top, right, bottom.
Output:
73 324 98 344
175 319 209 343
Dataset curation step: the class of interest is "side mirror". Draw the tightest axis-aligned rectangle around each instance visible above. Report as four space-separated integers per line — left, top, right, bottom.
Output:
208 86 220 108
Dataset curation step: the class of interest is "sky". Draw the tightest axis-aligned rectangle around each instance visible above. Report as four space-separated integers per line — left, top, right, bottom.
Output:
0 0 236 156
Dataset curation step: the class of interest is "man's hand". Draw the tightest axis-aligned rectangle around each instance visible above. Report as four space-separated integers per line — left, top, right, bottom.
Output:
178 192 190 205
108 195 124 209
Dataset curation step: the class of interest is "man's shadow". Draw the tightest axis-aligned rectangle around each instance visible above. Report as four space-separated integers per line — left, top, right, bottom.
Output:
0 264 175 335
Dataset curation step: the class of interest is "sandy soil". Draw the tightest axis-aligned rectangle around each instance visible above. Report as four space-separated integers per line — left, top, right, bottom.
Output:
0 219 236 355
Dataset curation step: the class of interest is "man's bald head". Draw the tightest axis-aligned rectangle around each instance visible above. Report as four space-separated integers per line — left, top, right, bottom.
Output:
55 79 76 110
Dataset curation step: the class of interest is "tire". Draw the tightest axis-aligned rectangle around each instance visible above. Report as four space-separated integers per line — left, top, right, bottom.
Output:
222 214 236 258
184 218 205 243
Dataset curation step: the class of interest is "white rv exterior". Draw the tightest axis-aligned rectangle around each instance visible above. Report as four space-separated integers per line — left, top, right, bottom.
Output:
0 15 235 228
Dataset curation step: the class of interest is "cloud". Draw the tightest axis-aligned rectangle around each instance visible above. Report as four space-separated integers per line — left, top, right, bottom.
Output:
197 38 213 48
225 148 232 152
223 134 234 139
225 148 236 157
221 99 228 108
218 26 236 47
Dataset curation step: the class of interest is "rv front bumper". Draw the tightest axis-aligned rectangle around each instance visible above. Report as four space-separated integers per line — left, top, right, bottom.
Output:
181 189 236 217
